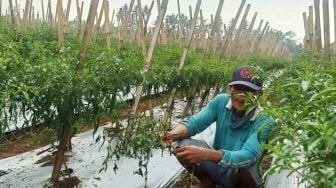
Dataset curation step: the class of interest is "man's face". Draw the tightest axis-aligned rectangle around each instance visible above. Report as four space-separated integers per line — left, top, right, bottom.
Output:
229 85 255 112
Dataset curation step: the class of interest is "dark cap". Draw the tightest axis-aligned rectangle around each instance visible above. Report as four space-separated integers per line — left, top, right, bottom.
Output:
228 66 263 91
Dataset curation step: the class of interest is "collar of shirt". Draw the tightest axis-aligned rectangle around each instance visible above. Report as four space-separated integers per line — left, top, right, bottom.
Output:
225 98 263 121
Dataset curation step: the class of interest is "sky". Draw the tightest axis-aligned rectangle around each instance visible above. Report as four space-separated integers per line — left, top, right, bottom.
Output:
1 0 335 43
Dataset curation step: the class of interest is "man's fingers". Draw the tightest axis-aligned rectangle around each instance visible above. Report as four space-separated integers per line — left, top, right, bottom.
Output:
174 146 186 153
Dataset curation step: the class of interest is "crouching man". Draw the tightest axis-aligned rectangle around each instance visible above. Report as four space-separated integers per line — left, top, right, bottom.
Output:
161 66 274 188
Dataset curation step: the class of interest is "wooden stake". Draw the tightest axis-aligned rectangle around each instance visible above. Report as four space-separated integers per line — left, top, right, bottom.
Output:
144 0 154 35
128 0 169 129
76 0 83 36
57 0 64 51
137 0 146 56
104 0 111 47
29 0 33 21
308 6 314 50
8 0 16 31
323 0 330 58
122 0 135 40
79 0 99 62
237 11 257 56
94 0 105 42
189 5 192 21
48 0 52 23
314 0 322 51
41 0 45 21
334 0 336 52
0 0 2 23
15 0 20 20
177 0 182 40
253 21 269 53
164 0 202 125
66 0 71 23
199 9 206 49
247 12 258 34
303 12 309 50
110 9 115 35
220 0 246 57
229 3 251 57
203 0 224 58
20 0 30 42
210 14 214 26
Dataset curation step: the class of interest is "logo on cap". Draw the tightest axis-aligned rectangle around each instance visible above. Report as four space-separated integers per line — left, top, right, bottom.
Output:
240 68 252 79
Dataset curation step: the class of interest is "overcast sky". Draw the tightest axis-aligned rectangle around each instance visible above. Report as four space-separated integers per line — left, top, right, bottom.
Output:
1 0 335 43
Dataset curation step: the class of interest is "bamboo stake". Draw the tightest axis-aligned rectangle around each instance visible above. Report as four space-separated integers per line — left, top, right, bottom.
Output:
41 0 45 21
229 3 251 58
0 0 2 23
93 0 105 42
144 0 154 35
20 0 30 42
251 19 263 52
104 0 111 47
15 0 20 21
110 9 115 35
29 0 33 21
48 0 52 23
55 3 59 23
50 0 69 182
220 0 246 57
66 0 71 23
308 6 314 50
46 2 49 21
334 0 336 52
57 0 64 51
8 0 16 31
237 11 257 56
177 0 182 40
314 0 322 51
203 0 224 58
185 0 224 114
199 9 206 50
189 5 192 21
76 0 84 36
163 0 202 125
122 0 135 40
253 21 269 53
79 0 99 62
323 0 330 58
157 0 167 44
303 12 309 50
137 0 146 52
128 0 169 130
32 6 35 22
210 14 213 25
247 12 258 34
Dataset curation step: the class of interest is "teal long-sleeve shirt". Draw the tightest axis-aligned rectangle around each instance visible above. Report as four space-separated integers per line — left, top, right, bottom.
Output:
181 93 274 169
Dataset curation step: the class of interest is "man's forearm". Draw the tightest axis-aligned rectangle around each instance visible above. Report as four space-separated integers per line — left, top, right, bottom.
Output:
169 124 189 141
206 149 223 163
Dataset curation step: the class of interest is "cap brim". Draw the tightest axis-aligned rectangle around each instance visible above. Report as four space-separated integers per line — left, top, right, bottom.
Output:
228 81 261 91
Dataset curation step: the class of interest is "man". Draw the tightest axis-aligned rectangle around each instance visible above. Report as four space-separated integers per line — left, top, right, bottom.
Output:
161 66 274 188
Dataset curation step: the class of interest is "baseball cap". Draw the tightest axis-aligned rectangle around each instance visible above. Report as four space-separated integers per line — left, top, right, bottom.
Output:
228 66 263 91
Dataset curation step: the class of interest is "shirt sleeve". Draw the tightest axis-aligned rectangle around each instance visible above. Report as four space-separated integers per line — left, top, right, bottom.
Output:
181 94 228 137
218 116 275 169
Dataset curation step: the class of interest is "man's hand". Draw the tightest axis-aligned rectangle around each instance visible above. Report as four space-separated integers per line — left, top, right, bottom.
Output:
159 131 173 148
174 146 223 164
174 146 209 164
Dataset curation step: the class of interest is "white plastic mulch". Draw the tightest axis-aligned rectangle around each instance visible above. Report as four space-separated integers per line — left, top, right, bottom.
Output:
0 98 215 188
